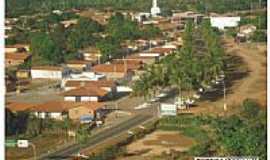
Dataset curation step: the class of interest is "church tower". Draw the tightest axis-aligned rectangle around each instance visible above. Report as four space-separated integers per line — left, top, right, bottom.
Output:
151 0 161 17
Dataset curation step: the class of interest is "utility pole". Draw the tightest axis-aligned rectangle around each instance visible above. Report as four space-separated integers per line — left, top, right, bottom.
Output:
223 78 227 112
29 142 37 160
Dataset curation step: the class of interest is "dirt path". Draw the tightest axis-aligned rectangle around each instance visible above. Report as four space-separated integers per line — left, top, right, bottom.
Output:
191 37 266 115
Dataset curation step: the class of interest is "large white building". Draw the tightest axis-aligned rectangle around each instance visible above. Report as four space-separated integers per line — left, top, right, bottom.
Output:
210 17 241 30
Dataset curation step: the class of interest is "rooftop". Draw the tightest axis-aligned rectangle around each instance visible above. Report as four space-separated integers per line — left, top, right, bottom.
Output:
62 86 108 97
31 66 64 71
6 101 36 112
6 52 31 61
92 63 141 73
65 80 116 88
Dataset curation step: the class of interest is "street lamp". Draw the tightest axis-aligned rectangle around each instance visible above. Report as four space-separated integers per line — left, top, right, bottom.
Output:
222 76 227 112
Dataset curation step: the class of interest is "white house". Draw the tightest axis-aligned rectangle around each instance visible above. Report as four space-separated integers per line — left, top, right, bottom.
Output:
31 66 70 79
210 17 241 30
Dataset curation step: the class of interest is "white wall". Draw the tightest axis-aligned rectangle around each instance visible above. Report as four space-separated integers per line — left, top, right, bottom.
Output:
210 17 241 30
49 112 63 120
82 96 98 102
64 96 76 101
5 48 17 53
31 70 63 79
139 53 160 57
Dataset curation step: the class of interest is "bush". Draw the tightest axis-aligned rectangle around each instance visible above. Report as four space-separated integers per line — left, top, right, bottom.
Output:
250 30 267 42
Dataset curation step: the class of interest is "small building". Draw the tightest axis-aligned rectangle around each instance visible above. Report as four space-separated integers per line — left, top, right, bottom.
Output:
80 47 102 63
62 86 109 102
66 60 92 71
125 54 158 65
5 52 31 67
5 44 30 53
171 11 204 25
16 70 30 79
60 19 78 28
239 24 257 38
91 64 140 80
31 66 70 79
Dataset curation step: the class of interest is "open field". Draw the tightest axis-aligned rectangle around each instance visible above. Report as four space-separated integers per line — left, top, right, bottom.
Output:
118 130 195 160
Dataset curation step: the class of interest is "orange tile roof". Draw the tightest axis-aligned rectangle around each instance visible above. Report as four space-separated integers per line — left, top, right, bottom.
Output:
6 101 36 112
6 44 29 48
126 54 156 59
112 59 143 65
31 66 63 71
92 63 141 73
65 80 116 88
150 47 175 53
31 101 104 112
62 86 108 97
5 52 31 61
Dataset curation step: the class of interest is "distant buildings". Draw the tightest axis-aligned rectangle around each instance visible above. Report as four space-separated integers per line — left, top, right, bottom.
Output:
6 101 105 121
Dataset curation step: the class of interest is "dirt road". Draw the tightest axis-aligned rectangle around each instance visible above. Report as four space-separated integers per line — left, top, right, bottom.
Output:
192 37 266 115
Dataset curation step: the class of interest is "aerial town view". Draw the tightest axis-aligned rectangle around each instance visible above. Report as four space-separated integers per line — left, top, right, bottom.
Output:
4 0 267 159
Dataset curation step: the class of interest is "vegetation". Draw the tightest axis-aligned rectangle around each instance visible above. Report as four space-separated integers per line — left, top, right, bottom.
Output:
239 12 267 30
6 0 266 17
157 99 266 159
5 110 73 138
250 30 267 42
132 20 225 100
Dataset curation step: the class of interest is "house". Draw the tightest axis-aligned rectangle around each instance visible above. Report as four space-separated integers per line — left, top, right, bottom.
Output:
30 101 105 121
66 60 93 71
126 54 158 65
62 86 109 102
210 17 241 30
63 80 117 93
171 11 204 25
60 19 78 28
91 63 140 80
16 70 30 79
68 102 105 120
150 47 176 56
239 24 257 38
5 52 31 67
5 44 30 53
31 66 70 79
80 47 102 63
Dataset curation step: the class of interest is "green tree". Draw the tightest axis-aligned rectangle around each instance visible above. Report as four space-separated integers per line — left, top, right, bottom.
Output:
30 32 64 65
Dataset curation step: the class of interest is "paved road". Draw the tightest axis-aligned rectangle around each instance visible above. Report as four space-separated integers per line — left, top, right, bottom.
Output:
40 114 152 160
